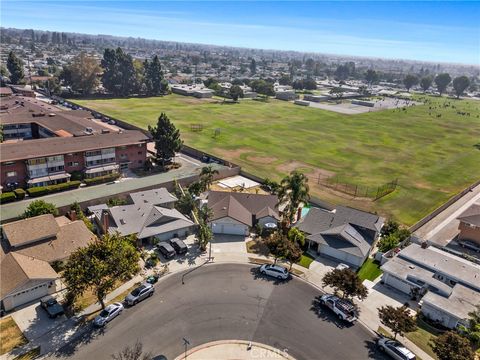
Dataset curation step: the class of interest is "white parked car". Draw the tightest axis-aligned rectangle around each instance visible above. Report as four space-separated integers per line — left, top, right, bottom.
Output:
336 263 350 270
93 302 124 327
377 337 416 360
259 264 289 280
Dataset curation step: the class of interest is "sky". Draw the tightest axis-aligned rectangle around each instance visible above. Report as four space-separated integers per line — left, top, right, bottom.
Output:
1 1 479 65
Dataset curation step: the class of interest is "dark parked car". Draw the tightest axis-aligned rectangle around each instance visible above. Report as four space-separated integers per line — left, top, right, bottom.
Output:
40 296 64 318
157 242 176 259
169 238 188 255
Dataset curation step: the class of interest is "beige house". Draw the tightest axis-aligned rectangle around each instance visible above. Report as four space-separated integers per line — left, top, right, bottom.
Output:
457 202 480 246
1 214 95 311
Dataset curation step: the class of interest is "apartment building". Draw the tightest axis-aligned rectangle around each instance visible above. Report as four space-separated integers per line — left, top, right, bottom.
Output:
0 95 149 189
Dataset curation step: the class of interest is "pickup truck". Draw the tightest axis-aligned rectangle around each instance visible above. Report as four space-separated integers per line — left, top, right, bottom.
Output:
40 296 65 318
319 294 357 323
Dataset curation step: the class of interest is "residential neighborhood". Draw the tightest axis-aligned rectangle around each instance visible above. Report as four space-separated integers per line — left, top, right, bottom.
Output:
0 2 479 360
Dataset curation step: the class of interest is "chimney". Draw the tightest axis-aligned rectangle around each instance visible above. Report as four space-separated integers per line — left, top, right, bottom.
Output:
68 210 77 221
102 210 109 234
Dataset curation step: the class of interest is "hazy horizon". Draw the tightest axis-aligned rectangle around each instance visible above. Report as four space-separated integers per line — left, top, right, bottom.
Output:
1 1 479 65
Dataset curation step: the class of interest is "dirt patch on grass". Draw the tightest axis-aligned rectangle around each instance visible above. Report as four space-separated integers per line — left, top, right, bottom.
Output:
246 239 270 256
211 147 252 160
0 317 28 355
277 160 336 179
247 155 278 164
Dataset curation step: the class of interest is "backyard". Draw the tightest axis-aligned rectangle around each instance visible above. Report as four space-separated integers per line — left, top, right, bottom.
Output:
74 94 480 225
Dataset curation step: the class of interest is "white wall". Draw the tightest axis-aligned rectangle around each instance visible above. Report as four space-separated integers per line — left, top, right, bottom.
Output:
421 302 459 329
318 244 363 267
210 217 249 235
382 272 413 295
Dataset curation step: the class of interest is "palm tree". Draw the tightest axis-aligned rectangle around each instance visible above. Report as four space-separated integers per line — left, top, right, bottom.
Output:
199 166 219 191
197 204 214 224
278 171 310 224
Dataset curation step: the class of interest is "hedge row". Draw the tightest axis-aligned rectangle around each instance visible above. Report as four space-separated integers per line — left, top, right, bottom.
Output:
27 181 81 197
84 173 120 186
0 192 16 204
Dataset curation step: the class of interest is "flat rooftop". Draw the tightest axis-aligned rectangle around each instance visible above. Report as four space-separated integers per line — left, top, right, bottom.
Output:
0 130 149 162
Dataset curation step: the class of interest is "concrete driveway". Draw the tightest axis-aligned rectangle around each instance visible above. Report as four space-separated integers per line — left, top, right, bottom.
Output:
11 302 68 341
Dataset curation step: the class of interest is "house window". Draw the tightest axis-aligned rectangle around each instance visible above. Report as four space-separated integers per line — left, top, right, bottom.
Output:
4 161 15 166
138 160 143 164
120 154 127 159
137 144 142 148
6 171 17 177
138 151 142 155
67 161 79 167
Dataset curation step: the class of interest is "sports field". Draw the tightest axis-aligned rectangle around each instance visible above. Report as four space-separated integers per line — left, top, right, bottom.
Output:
74 94 480 225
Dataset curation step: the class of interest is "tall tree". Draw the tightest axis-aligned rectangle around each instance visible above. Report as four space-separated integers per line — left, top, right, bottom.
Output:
378 305 416 339
458 305 480 347
265 231 289 264
403 74 419 92
101 47 137 96
431 331 475 360
278 171 310 224
452 75 470 99
144 55 166 95
197 221 213 251
111 341 153 360
229 85 244 102
365 69 378 86
148 113 183 167
6 51 24 84
434 73 452 95
65 52 101 95
420 76 433 92
23 200 58 218
199 165 219 191
322 268 368 300
63 233 140 309
249 58 256 75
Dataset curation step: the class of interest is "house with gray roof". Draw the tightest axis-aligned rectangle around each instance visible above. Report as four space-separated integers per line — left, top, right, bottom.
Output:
457 201 480 246
381 243 480 329
90 188 195 243
295 206 384 267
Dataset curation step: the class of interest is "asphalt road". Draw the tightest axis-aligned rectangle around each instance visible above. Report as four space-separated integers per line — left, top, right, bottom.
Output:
53 264 385 360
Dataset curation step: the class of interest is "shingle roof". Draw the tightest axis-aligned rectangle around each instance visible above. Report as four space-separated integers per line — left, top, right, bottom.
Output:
295 206 383 259
129 188 178 207
0 130 149 162
207 191 279 226
2 214 60 248
457 203 480 227
0 252 57 298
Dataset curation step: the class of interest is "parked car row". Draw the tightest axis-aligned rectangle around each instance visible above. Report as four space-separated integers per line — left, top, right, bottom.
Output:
94 282 156 327
156 238 188 259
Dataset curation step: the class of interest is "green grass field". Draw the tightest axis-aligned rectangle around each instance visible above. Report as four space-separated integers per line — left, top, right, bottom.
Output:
74 94 480 225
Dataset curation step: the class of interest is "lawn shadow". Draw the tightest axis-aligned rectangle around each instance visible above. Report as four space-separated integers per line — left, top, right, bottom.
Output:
364 339 389 359
53 323 106 357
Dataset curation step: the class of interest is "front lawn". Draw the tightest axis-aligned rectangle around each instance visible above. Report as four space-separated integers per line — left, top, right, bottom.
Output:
0 317 28 355
357 258 383 281
405 317 442 360
297 253 315 269
246 239 270 256
13 347 40 360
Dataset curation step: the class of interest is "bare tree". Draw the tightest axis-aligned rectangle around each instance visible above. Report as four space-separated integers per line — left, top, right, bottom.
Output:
111 341 153 360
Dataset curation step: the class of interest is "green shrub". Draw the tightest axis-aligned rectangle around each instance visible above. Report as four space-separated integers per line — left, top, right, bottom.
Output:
84 173 120 186
70 171 83 181
13 188 26 200
26 186 49 197
26 181 81 197
0 192 16 204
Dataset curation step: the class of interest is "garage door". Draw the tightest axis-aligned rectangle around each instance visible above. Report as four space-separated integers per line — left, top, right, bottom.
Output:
212 223 247 235
6 283 49 310
319 245 362 267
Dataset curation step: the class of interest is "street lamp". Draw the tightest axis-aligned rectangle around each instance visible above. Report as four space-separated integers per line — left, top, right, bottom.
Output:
182 338 190 359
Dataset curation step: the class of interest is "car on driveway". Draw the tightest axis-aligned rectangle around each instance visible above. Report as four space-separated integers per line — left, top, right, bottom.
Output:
40 296 65 318
377 337 416 360
259 264 289 280
93 302 124 327
170 238 188 255
125 283 155 306
157 242 176 259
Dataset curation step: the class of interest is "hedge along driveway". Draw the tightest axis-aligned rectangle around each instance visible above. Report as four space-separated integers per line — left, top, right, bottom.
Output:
0 161 227 223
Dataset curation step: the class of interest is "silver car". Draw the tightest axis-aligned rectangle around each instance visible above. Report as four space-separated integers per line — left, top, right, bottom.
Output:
93 302 124 327
259 264 289 280
125 283 155 306
377 337 416 360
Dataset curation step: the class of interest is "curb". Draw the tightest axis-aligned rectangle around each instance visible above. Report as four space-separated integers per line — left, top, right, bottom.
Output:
174 340 296 360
